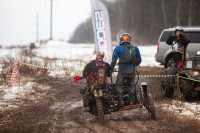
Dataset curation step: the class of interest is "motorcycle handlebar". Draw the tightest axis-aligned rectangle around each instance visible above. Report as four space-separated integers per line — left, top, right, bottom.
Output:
74 76 84 82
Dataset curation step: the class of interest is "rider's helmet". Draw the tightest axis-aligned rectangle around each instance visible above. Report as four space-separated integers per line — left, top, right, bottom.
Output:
119 33 131 45
175 26 184 33
96 51 105 59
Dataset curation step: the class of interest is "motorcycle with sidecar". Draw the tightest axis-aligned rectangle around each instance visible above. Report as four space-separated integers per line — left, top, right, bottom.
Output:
74 70 156 123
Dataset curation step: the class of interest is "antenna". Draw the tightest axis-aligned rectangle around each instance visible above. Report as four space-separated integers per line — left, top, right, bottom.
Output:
36 14 39 42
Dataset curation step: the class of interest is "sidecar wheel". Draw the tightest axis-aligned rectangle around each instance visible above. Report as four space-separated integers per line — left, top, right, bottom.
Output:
145 93 156 120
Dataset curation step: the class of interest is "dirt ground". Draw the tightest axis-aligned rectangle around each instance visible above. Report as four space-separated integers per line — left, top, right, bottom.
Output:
0 67 200 133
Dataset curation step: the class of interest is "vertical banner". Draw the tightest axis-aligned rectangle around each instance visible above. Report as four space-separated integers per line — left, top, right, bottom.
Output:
90 0 113 64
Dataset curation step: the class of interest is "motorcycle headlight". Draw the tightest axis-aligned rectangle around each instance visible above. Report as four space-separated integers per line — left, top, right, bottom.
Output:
94 89 103 97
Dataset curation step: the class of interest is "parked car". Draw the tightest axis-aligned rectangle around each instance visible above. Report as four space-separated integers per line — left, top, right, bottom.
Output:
155 27 200 68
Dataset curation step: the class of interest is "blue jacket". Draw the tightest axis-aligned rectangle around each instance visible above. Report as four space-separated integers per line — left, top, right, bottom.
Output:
111 43 142 74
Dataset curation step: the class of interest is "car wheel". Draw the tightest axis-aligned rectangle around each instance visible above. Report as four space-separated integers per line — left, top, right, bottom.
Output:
161 78 174 98
165 57 173 68
178 79 193 100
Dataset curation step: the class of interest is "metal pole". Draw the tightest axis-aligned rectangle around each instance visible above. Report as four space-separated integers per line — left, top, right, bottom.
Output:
36 14 39 42
177 74 180 100
50 0 53 40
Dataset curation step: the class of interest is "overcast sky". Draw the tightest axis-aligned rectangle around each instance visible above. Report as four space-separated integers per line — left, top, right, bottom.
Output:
0 0 91 45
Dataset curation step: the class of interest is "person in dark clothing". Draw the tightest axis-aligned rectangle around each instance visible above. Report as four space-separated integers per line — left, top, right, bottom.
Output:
111 33 142 106
166 26 190 72
83 51 111 83
82 51 111 111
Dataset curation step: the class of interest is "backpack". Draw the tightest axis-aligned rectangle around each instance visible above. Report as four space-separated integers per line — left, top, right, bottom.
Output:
92 61 108 88
119 45 136 64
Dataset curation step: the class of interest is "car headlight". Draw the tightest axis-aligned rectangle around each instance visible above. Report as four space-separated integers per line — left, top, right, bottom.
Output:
193 60 200 69
197 51 200 56
190 70 199 76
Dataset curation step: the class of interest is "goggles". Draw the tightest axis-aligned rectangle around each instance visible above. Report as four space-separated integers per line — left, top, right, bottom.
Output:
121 35 131 41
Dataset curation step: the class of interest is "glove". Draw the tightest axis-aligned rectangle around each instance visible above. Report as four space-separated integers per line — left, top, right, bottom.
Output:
179 33 184 38
111 68 117 72
110 69 114 73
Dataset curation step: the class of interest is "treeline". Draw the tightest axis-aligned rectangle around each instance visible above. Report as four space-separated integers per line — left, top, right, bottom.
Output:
68 0 200 45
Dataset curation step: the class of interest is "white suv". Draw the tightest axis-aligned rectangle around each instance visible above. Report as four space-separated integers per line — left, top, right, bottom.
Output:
155 27 200 68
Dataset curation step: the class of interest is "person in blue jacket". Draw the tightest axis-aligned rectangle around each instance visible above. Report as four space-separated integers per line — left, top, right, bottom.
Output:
111 33 142 106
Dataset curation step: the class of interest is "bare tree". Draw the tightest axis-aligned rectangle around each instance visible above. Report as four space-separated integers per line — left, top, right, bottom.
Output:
162 0 167 28
69 0 200 44
188 0 192 26
176 0 181 25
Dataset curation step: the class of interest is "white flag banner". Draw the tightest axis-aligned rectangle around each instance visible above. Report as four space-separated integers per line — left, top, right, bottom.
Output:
90 0 113 64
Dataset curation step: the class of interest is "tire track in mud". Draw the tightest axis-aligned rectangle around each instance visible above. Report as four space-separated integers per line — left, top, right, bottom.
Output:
0 67 200 132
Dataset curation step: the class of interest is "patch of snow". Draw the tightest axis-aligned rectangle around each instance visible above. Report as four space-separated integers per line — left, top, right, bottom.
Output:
160 100 200 120
49 71 66 77
138 45 161 67
50 100 83 112
2 82 36 101
2 93 18 100
70 101 83 110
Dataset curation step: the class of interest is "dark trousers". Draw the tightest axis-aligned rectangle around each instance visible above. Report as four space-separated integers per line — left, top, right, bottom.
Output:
115 73 135 99
172 52 185 72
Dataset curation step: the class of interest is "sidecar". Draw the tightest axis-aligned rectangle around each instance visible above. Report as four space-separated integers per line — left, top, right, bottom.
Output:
111 81 156 121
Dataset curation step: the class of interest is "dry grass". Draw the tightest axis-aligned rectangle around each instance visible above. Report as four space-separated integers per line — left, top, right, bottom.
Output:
0 47 80 86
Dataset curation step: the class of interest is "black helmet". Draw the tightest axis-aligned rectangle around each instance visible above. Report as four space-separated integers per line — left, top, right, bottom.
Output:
119 33 131 45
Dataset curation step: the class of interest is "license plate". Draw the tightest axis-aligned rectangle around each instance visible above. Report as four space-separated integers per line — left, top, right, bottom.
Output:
186 61 192 69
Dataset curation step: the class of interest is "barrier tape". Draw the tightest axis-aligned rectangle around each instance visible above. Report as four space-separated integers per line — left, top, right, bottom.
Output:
136 75 175 78
20 63 178 78
4 62 200 83
1 63 18 73
21 62 82 75
178 75 200 83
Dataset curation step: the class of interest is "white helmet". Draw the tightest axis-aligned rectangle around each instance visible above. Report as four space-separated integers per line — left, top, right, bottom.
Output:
175 26 184 33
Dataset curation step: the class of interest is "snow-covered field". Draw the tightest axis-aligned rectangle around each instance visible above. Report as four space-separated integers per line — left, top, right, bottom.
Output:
0 41 161 71
33 41 161 67
0 40 161 76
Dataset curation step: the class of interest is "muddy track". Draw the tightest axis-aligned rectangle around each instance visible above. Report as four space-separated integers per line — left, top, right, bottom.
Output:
0 67 199 133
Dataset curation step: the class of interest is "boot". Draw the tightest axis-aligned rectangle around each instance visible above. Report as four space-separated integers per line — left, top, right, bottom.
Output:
129 92 134 105
118 97 124 107
130 92 139 105
84 106 91 112
83 94 90 112
129 98 134 105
